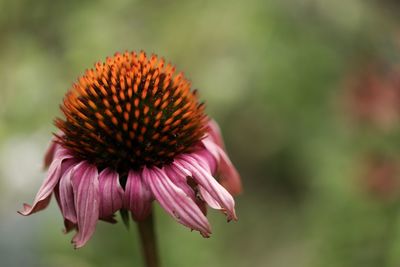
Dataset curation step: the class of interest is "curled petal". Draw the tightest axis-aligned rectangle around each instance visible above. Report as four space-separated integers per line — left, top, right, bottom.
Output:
175 156 237 221
19 146 73 216
143 167 211 237
71 162 99 248
124 170 152 221
98 168 124 219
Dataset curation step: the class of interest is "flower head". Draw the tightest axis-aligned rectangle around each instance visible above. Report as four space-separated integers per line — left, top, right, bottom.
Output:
19 51 242 248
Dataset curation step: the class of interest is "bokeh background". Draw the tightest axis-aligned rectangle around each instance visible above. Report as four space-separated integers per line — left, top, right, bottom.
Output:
2 0 400 266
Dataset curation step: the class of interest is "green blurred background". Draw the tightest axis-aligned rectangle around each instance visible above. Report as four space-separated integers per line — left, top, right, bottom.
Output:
2 0 400 266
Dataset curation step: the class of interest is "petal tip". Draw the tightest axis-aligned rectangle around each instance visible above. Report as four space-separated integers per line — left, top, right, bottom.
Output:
72 235 88 249
227 213 238 222
17 203 32 216
200 232 211 238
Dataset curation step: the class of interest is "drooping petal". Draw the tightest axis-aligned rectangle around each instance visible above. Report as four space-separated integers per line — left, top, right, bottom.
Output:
190 150 216 173
98 168 124 219
143 166 211 237
192 149 217 174
206 119 225 149
202 138 242 195
202 120 242 195
172 159 219 210
19 146 73 216
164 165 195 200
166 165 208 215
59 165 78 223
71 162 99 248
53 183 62 210
43 137 59 169
124 170 152 221
175 156 237 221
217 147 243 195
201 138 220 163
198 186 222 210
54 184 77 233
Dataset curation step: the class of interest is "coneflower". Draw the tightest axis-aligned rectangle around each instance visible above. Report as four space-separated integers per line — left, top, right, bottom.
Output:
19 51 241 266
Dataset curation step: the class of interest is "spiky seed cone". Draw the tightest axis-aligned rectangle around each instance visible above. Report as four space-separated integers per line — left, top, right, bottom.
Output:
55 51 207 173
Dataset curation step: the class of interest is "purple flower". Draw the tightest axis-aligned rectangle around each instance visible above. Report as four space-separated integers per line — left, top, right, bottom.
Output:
19 51 242 248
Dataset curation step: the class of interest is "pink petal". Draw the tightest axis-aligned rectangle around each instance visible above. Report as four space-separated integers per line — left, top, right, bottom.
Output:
19 146 73 216
59 165 78 223
98 168 124 219
192 149 217 175
172 159 220 210
143 166 211 237
43 137 58 169
198 186 222 210
53 183 62 210
206 119 225 149
218 146 243 195
201 138 220 163
202 138 242 195
175 156 237 221
71 162 99 248
54 184 77 233
203 120 242 195
190 150 216 174
164 165 195 199
166 165 208 215
124 170 152 221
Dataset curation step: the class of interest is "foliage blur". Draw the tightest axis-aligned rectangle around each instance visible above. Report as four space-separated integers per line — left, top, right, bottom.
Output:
2 0 400 266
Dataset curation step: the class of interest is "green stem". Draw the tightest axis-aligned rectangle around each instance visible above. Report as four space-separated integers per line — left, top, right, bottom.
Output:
137 209 160 267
